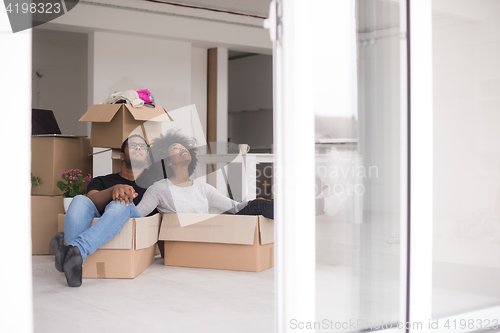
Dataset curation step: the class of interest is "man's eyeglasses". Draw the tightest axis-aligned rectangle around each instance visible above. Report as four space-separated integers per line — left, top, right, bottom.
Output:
128 143 149 150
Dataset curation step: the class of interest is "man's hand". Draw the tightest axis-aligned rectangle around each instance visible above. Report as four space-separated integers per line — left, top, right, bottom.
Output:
111 184 138 206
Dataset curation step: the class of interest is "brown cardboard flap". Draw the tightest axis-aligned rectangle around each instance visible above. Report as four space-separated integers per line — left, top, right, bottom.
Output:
258 216 274 245
124 105 173 122
79 104 122 122
159 213 258 245
135 213 161 250
90 218 133 249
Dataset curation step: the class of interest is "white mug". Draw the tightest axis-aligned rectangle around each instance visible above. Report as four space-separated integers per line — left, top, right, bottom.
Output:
239 144 251 155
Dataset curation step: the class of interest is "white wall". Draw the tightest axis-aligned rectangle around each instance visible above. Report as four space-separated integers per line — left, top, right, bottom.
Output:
432 0 500 268
90 31 191 111
34 0 271 144
32 29 88 136
88 31 193 177
32 30 207 141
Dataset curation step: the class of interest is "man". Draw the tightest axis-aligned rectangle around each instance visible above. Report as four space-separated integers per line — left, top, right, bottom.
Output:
50 134 156 287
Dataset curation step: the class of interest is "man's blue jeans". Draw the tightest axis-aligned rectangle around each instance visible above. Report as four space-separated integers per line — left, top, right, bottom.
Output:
64 195 141 262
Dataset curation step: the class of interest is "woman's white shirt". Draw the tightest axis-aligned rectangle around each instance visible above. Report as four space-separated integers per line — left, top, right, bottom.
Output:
136 179 248 217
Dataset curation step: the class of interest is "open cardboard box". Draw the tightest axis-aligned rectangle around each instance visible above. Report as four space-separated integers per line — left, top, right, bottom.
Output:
58 213 160 279
79 104 172 149
159 213 275 272
55 212 274 277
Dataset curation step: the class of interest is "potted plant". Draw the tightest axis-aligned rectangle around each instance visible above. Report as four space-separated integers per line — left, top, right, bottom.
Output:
56 169 92 212
31 173 41 188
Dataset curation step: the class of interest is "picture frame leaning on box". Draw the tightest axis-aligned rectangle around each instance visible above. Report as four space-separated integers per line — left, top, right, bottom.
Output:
50 134 159 287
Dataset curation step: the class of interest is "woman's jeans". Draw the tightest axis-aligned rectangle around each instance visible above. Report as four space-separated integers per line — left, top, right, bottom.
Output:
64 195 141 262
237 199 274 219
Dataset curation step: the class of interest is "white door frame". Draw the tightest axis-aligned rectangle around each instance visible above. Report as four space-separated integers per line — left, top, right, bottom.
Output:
272 0 412 332
272 0 412 331
0 9 34 333
272 0 316 331
273 0 499 332
407 0 434 331
408 0 500 331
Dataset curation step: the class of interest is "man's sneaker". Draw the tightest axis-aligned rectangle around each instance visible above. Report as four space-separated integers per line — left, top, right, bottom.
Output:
49 232 67 273
62 246 83 287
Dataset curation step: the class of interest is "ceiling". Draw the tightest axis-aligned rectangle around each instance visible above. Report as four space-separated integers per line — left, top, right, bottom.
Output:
147 0 272 18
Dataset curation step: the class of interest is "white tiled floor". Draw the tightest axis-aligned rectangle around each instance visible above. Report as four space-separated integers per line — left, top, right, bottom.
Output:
32 256 275 333
33 211 500 333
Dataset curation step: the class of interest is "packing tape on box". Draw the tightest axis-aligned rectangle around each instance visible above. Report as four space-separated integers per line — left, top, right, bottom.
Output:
96 262 106 279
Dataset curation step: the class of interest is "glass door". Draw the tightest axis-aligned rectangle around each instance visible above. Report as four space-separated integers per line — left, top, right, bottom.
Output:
271 0 409 331
272 0 500 332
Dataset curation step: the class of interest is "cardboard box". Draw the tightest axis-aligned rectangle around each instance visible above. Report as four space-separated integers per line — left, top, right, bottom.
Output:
32 195 64 255
159 213 274 272
58 213 162 256
58 213 160 279
31 136 93 196
79 104 172 149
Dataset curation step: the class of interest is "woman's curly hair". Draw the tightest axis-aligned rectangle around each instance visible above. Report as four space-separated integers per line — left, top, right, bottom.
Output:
149 129 198 178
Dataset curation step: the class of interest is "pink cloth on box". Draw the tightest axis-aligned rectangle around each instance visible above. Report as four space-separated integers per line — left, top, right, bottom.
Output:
136 89 152 104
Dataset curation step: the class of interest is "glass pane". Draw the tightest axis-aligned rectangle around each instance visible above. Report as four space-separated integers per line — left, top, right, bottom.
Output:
432 0 500 318
313 0 403 331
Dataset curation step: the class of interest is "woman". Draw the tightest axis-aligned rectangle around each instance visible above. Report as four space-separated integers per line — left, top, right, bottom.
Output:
136 130 274 219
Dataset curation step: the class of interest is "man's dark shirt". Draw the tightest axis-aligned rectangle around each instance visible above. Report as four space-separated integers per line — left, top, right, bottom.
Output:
86 171 160 216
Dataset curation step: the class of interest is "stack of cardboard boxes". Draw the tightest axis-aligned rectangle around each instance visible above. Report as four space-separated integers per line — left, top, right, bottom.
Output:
31 136 92 255
50 103 275 279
